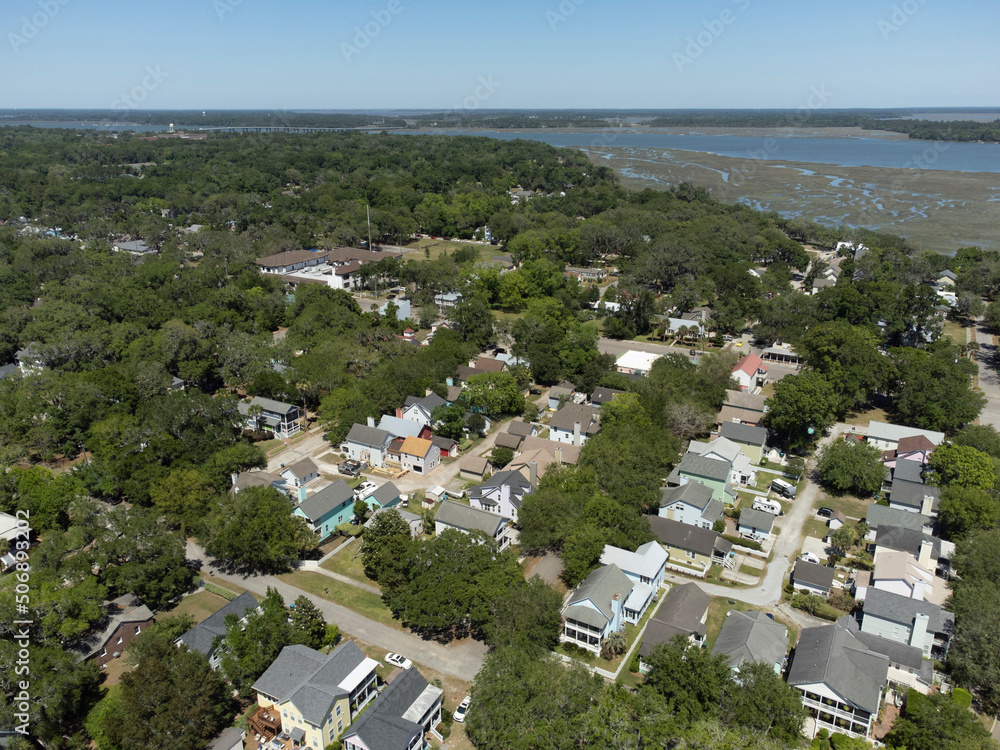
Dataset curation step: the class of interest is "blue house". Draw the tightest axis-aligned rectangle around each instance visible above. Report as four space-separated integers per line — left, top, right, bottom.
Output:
293 480 356 540
561 564 645 655
360 481 402 510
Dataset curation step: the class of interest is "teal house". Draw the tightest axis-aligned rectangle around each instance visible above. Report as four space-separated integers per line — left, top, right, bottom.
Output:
293 480 355 540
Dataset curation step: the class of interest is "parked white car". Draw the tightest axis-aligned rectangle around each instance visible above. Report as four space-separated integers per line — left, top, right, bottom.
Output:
799 551 821 565
454 696 471 723
385 653 412 670
355 481 377 498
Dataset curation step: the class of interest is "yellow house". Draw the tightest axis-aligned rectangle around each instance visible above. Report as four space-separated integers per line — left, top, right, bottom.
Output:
252 642 379 749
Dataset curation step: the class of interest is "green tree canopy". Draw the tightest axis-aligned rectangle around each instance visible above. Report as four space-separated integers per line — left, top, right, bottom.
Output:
928 443 998 491
763 370 839 449
816 438 886 496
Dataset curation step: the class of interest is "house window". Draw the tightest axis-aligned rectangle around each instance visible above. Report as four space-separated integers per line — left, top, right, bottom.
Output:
134 625 141 635
686 550 696 560
893 626 900 638
117 637 123 645
100 649 107 658
337 720 343 734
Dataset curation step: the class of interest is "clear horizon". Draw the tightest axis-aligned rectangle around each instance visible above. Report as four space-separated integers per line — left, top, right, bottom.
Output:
2 0 998 110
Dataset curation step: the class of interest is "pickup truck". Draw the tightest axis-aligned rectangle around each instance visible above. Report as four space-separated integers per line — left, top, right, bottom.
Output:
338 460 363 476
354 481 377 498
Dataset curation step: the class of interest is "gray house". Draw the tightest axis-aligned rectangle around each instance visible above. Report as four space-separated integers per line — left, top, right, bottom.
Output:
658 482 724 530
859 587 954 659
712 609 788 673
434 500 511 551
791 560 835 598
341 667 444 750
737 507 775 542
638 582 710 671
176 591 260 670
345 423 393 468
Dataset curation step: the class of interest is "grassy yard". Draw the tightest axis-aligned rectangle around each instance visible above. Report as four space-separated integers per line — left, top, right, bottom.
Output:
198 575 250 596
943 319 969 346
814 491 870 519
320 547 375 586
402 238 480 260
843 407 889 427
277 571 399 629
739 563 765 578
802 518 829 541
156 590 229 624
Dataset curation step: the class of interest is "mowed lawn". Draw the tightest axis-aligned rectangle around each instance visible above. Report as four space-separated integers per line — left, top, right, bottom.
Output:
814 491 870 519
277 571 399 629
320 548 376 587
156 590 230 624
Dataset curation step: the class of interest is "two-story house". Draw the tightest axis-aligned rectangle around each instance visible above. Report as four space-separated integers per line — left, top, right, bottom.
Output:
668 453 735 505
176 591 260 670
658 482 724 530
561 564 640 654
637 583 710 671
345 423 393 469
686 437 756 487
859 587 954 660
871 547 949 605
294 480 356 540
239 396 301 439
866 420 945 453
718 422 768 464
72 593 154 668
399 437 441 474
737 507 775 542
397 393 447 427
377 415 430 441
434 500 511 551
731 354 767 392
279 458 319 488
341 667 443 750
547 403 601 446
648 516 733 572
599 541 667 591
468 469 534 523
252 642 380 749
787 622 889 740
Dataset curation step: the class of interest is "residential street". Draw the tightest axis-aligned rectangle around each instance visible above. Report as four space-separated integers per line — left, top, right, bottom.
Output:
972 320 1000 430
184 540 488 682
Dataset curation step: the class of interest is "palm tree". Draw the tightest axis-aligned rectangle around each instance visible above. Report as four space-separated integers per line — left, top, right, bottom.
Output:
247 403 264 433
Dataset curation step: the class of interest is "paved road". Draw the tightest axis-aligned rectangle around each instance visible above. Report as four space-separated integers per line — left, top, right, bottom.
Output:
973 320 1000 430
186 541 487 681
266 427 331 473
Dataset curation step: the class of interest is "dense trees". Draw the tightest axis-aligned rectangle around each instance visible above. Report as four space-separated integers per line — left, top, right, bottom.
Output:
885 689 996 750
816 439 886 496
204 486 318 572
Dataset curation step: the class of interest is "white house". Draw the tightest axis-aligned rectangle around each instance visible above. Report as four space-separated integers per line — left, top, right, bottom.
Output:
615 350 662 375
399 437 441 475
398 392 447 426
866 420 945 453
737 507 775 542
731 354 767 392
658 482 724 530
547 403 601 446
687 436 756 486
468 469 535 523
599 541 667 590
787 622 889 740
278 458 319 488
341 667 443 750
790 560 835 598
344 424 393 469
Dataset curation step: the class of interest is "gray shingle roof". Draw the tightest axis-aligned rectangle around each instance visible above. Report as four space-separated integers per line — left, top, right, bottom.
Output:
738 507 776 533
866 504 932 533
712 610 788 670
719 422 768 447
548 403 601 434
435 500 509 537
654 583 710 635
506 419 536 437
591 387 625 405
889 480 939 510
0 364 19 380
494 432 523 450
648 516 727 558
892 461 925 484
296 479 354 523
565 564 634 622
247 396 298 415
346 423 391 448
840 617 929 674
862 587 954 633
252 642 372 726
659 482 714 510
791 560 835 591
73 594 155 660
283 457 318 479
344 668 432 750
677 454 731 482
874 526 947 560
724 389 767 412
366 482 401 505
177 591 259 656
787 623 889 713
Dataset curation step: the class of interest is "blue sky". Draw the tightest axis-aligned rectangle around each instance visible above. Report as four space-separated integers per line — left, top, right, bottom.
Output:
1 0 997 109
